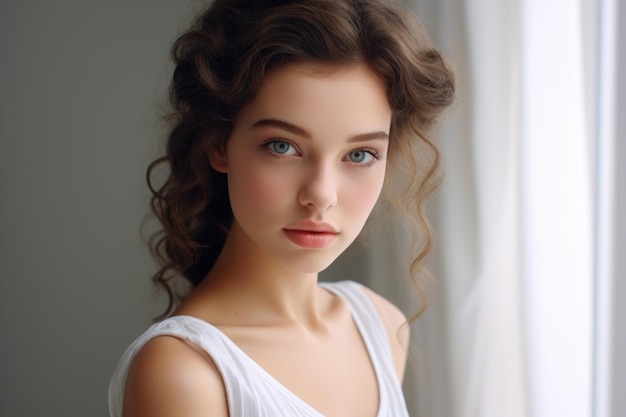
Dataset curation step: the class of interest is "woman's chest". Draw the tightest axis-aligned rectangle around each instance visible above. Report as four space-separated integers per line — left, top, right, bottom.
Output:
222 321 380 417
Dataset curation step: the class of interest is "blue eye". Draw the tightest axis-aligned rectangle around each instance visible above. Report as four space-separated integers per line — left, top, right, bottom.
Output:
265 140 297 155
346 150 375 164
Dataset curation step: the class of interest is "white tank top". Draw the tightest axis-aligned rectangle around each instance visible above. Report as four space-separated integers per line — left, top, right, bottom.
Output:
108 280 410 417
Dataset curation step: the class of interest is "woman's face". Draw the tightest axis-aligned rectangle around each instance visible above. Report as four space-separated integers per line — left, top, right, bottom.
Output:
212 63 392 274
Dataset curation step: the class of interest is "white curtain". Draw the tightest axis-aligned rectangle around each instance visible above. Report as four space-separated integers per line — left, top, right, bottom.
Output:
324 0 625 416
593 0 625 416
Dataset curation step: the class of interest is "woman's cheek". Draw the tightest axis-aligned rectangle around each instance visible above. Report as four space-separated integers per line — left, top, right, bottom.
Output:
230 162 294 210
346 168 385 208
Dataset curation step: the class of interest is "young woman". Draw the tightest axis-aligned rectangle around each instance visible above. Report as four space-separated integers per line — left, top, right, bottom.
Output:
109 1 454 416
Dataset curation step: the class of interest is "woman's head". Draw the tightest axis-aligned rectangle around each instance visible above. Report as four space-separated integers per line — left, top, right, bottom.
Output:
149 0 455 315
210 62 392 277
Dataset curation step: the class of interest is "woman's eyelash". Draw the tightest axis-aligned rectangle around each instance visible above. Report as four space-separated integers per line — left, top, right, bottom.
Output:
261 139 299 157
363 148 382 159
345 148 384 167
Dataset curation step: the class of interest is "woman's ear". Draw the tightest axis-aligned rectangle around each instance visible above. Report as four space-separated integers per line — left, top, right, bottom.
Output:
208 145 228 173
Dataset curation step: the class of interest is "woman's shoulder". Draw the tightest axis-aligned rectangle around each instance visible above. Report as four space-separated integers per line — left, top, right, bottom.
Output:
361 285 410 381
322 280 409 334
122 333 229 417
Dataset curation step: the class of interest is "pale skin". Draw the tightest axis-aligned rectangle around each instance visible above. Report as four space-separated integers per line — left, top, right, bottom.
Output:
123 63 410 417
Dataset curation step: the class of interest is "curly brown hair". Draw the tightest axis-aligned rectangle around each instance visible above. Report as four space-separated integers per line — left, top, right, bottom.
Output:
147 0 455 318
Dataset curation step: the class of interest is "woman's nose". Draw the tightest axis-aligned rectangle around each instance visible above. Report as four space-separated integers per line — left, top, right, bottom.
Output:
298 161 338 211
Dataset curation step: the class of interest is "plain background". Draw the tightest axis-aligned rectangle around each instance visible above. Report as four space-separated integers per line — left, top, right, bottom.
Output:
0 1 205 416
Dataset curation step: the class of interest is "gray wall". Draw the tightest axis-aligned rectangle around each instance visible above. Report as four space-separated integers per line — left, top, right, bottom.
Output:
0 1 202 416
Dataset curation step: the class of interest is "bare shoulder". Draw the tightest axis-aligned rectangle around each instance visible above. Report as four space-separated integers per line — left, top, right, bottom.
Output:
361 286 410 381
123 335 228 417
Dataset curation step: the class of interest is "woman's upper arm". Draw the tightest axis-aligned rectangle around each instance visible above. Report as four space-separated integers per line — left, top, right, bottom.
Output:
122 336 229 417
362 286 410 382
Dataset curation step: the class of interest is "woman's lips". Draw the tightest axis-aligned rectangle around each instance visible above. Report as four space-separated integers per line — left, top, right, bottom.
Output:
282 229 339 249
282 221 339 249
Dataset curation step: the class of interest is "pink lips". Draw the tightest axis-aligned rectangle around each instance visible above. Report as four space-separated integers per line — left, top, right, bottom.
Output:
283 221 339 249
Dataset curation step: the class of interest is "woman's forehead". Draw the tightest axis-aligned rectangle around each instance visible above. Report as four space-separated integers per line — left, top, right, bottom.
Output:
235 62 392 136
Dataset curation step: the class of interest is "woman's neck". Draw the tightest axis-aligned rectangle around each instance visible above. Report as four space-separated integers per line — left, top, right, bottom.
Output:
178 223 332 330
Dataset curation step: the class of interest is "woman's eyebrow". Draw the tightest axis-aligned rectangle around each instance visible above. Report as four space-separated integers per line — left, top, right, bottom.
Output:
251 118 311 138
251 118 389 143
347 131 389 143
